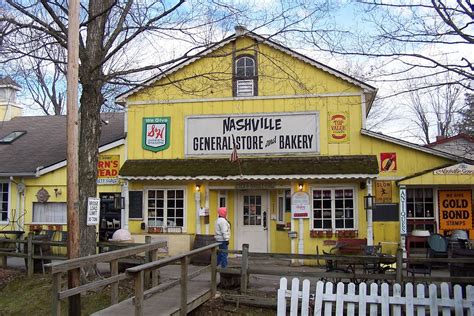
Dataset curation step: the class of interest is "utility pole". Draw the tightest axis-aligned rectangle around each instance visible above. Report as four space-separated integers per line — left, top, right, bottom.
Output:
66 0 81 314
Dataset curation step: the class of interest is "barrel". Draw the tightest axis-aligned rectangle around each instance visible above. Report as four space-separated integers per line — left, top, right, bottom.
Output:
190 234 215 265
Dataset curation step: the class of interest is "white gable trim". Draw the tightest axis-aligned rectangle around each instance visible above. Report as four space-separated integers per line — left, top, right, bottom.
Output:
125 92 362 106
37 139 125 176
361 129 463 161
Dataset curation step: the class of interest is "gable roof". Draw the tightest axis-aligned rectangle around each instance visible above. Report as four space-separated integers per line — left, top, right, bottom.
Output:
425 133 474 147
0 112 125 176
116 28 377 110
0 76 21 90
361 129 472 163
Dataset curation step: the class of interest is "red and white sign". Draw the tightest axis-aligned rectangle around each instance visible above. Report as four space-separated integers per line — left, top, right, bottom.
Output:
380 152 397 172
291 192 310 219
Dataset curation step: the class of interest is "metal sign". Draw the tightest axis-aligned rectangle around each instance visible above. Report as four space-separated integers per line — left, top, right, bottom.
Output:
439 190 473 230
375 180 392 203
328 112 350 143
97 155 120 184
185 112 319 156
142 117 171 152
87 197 100 226
434 163 474 175
291 191 310 219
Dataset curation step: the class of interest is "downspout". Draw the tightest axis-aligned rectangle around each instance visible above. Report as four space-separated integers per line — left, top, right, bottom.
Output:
205 183 209 234
366 179 374 247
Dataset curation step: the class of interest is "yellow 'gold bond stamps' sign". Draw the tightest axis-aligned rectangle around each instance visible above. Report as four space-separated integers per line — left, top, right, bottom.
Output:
375 181 392 203
439 190 473 231
328 112 350 143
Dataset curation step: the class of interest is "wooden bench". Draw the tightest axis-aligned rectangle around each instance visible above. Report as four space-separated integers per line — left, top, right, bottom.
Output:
332 238 368 255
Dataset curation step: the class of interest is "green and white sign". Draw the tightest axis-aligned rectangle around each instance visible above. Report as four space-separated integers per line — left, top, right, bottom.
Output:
142 117 171 152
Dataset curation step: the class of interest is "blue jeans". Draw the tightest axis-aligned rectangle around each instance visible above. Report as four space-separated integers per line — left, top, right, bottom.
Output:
217 241 229 268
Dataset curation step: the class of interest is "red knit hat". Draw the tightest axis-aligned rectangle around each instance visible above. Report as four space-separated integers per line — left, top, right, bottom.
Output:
218 207 227 218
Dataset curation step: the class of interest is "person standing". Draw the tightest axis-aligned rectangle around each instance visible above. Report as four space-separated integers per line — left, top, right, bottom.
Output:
215 207 231 268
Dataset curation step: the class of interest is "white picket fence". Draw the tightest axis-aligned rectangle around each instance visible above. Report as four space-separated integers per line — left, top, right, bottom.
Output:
277 277 474 316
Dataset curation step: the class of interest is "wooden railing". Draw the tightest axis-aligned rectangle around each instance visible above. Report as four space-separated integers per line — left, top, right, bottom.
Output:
126 242 220 316
223 244 474 294
46 237 167 316
0 234 156 276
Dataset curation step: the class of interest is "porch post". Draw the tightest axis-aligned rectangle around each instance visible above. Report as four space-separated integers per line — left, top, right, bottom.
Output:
366 179 374 246
121 180 129 230
195 188 201 234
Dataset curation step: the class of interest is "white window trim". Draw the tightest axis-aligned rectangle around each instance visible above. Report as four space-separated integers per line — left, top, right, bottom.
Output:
406 187 436 220
310 184 358 232
277 188 291 224
0 180 10 224
144 186 187 233
217 190 228 209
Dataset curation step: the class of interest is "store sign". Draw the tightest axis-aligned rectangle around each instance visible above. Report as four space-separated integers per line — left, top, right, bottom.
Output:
291 192 310 219
328 112 350 143
399 187 407 235
97 155 120 184
439 190 473 231
434 163 474 175
375 181 392 203
185 112 319 156
143 117 171 152
380 152 397 172
87 197 100 226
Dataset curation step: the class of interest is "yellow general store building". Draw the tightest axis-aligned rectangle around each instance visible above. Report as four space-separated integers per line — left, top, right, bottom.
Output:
1 28 473 257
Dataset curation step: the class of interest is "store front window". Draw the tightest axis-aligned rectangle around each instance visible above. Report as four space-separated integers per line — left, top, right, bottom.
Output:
406 188 436 233
32 202 67 224
312 188 355 230
147 189 185 228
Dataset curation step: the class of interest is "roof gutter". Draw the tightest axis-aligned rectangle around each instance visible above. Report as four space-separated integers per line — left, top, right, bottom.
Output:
0 172 37 177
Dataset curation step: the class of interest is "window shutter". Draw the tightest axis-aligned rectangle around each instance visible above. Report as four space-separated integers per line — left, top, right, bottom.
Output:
236 80 254 96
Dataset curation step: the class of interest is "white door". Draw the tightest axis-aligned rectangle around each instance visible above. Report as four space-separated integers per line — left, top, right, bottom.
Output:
237 191 268 252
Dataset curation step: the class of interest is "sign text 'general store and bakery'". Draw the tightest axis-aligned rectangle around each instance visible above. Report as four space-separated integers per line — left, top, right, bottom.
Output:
185 112 319 156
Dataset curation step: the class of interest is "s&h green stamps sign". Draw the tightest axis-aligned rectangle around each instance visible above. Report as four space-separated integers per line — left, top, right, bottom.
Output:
142 117 170 152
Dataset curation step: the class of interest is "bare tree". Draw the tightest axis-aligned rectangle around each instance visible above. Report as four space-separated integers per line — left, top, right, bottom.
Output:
0 0 330 262
405 72 463 144
294 1 473 94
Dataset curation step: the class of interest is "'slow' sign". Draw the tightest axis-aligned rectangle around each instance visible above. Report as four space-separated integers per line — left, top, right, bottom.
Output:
439 190 472 230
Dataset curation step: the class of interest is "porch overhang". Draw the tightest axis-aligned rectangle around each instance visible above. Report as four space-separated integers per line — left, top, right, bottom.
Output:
119 156 379 181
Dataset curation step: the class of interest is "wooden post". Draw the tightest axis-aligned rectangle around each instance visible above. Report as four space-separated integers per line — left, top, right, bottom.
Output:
110 259 118 305
180 256 189 316
144 236 151 288
134 271 144 316
396 247 403 284
27 233 33 277
51 272 62 316
211 246 217 297
66 0 81 314
241 243 249 294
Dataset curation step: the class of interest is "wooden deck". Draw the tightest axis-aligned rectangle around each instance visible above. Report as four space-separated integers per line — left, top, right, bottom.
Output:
92 278 213 316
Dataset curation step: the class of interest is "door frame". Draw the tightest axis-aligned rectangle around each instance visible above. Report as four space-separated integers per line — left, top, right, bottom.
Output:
234 190 271 252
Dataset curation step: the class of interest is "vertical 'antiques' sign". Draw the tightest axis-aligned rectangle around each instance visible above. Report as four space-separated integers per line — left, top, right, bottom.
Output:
380 152 397 172
291 192 310 219
328 112 350 143
97 155 120 184
399 186 407 235
375 181 392 203
439 190 473 231
143 117 171 152
87 197 100 226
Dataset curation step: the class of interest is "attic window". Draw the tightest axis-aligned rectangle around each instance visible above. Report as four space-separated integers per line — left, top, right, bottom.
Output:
234 55 257 97
0 131 26 144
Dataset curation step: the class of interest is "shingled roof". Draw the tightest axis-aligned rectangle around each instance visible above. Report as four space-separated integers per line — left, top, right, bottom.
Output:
0 112 125 176
120 156 379 180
